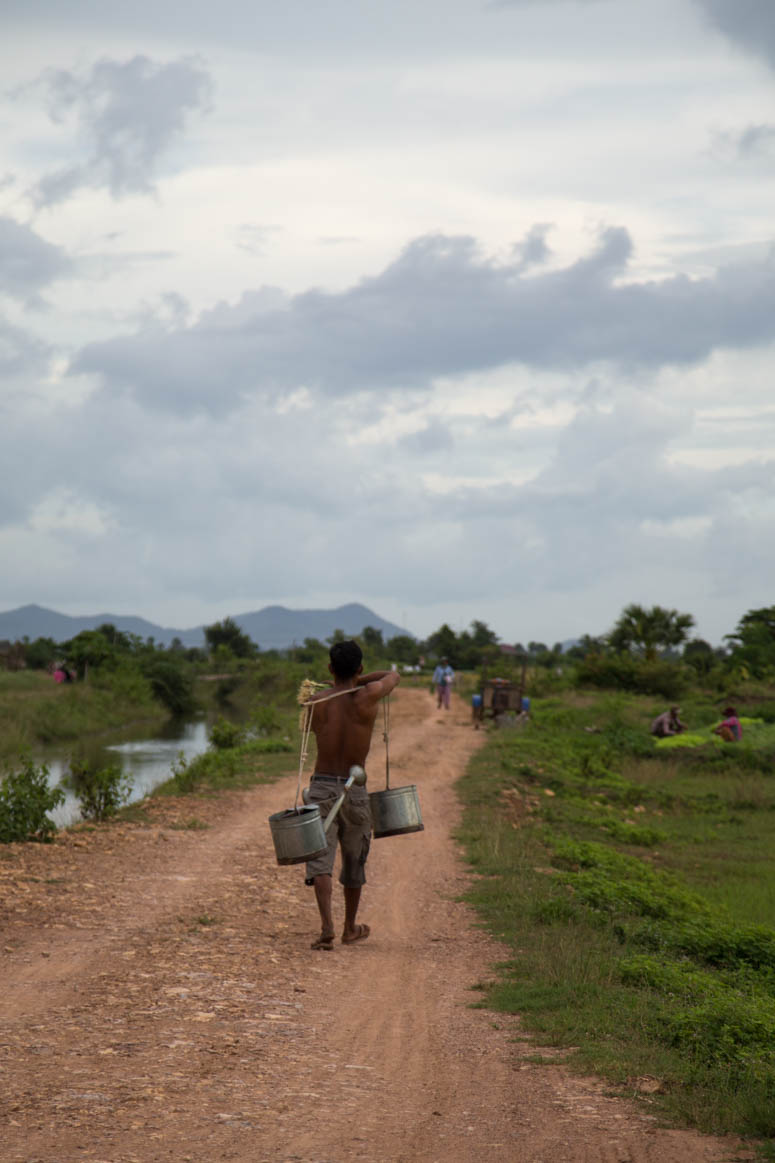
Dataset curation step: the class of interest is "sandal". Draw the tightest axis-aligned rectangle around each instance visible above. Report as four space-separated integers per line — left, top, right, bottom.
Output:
310 932 335 951
341 923 370 945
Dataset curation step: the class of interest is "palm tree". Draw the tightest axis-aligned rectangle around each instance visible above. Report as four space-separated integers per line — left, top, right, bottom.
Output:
608 603 695 662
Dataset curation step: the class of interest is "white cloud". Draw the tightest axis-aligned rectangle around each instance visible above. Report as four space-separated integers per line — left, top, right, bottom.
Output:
17 55 213 206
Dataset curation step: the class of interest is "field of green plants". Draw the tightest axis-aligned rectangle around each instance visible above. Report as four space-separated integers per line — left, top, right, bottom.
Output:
457 689 775 1153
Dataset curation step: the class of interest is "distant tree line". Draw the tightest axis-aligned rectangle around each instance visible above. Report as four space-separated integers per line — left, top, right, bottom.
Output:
9 601 775 706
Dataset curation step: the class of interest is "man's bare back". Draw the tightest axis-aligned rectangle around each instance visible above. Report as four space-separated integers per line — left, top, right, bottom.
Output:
304 645 400 950
311 670 400 776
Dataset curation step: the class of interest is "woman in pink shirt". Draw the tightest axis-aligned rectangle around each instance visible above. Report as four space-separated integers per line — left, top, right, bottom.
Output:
713 706 742 742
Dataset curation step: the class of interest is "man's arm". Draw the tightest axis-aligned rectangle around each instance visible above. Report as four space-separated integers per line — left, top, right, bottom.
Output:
357 670 401 700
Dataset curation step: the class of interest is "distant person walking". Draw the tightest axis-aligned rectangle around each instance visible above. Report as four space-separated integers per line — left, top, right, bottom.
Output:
650 706 687 738
432 657 454 710
713 706 742 742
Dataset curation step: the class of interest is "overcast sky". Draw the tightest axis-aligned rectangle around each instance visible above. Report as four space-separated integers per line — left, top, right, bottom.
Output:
1 0 774 647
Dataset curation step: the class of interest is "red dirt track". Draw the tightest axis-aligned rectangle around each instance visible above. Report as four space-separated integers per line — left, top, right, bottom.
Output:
0 687 749 1162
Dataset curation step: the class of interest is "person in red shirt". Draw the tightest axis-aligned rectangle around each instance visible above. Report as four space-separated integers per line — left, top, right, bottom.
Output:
713 706 742 742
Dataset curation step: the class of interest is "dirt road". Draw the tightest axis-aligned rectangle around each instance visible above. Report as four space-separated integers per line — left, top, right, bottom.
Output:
0 688 748 1162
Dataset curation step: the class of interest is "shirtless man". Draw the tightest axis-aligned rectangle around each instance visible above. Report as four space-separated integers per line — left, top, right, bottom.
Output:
305 640 400 951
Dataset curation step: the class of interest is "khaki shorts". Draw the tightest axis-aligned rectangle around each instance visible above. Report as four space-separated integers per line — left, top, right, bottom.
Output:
304 774 372 887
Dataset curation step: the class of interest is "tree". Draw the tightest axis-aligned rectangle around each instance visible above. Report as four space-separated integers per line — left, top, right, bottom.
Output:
203 617 257 659
386 634 419 664
725 606 775 678
361 626 385 652
139 656 196 715
97 623 133 651
64 630 114 679
608 604 695 662
469 620 499 648
683 638 716 678
23 636 58 670
425 623 459 666
563 634 606 661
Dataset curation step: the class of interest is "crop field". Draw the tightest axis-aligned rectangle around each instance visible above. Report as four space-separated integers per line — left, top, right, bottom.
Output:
457 691 775 1151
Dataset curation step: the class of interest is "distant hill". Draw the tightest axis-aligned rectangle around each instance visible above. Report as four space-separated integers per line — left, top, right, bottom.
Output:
0 603 411 651
230 603 408 650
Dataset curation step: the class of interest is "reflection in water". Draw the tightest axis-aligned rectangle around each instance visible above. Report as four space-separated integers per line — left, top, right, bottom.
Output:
49 718 211 829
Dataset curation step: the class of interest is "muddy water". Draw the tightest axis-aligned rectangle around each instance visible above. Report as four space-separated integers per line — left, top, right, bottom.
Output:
45 717 213 828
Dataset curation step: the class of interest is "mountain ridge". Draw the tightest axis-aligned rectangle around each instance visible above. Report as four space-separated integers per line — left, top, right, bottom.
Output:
0 603 412 651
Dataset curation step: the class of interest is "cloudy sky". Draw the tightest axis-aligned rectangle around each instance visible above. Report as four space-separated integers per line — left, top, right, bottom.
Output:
1 0 774 646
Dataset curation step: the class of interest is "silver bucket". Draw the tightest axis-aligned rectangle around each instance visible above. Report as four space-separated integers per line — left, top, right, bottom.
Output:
369 785 424 839
269 805 328 866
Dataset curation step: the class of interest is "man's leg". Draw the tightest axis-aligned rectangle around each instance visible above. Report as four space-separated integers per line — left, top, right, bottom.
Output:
311 874 335 948
342 885 369 943
340 798 371 945
343 884 361 938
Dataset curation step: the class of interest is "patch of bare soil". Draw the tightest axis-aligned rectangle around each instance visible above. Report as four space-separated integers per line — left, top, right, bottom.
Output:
0 689 751 1162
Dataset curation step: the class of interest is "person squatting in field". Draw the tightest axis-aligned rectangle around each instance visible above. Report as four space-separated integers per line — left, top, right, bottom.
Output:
304 640 400 951
713 705 742 742
650 706 687 738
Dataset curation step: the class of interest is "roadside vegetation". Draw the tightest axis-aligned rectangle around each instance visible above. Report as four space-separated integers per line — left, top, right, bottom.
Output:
457 685 775 1152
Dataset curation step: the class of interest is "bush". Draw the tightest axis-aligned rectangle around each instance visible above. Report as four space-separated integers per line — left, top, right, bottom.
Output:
576 654 686 699
209 717 245 749
249 703 281 736
66 758 133 821
139 657 196 715
0 757 65 842
170 751 197 793
215 675 242 706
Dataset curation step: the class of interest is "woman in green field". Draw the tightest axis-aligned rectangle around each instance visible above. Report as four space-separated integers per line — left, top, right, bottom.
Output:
713 705 742 742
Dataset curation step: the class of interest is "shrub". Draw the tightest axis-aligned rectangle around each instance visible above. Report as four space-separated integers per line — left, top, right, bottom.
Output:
249 703 281 736
0 757 65 842
209 717 245 749
577 654 685 699
139 657 196 715
171 751 198 793
215 675 242 705
66 758 133 821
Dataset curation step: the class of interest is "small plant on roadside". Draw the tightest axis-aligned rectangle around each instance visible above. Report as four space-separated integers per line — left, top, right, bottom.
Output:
170 750 197 793
209 716 244 750
0 757 64 842
66 758 133 821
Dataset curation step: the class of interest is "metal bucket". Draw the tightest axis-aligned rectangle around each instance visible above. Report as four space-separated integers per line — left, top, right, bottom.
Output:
269 805 329 866
369 785 424 839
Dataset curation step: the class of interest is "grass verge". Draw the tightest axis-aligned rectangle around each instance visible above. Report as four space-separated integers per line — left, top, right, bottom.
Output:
456 692 775 1150
0 669 165 764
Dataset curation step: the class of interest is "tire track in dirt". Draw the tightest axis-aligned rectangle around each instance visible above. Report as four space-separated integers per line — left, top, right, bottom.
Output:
0 687 750 1162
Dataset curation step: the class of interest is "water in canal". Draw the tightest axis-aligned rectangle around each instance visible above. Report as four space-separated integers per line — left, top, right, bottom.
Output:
46 716 214 829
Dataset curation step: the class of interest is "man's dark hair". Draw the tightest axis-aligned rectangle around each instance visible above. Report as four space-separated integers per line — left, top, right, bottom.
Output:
329 639 363 679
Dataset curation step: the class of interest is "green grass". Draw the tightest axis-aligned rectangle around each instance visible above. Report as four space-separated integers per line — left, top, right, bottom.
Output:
457 691 775 1149
0 669 164 763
